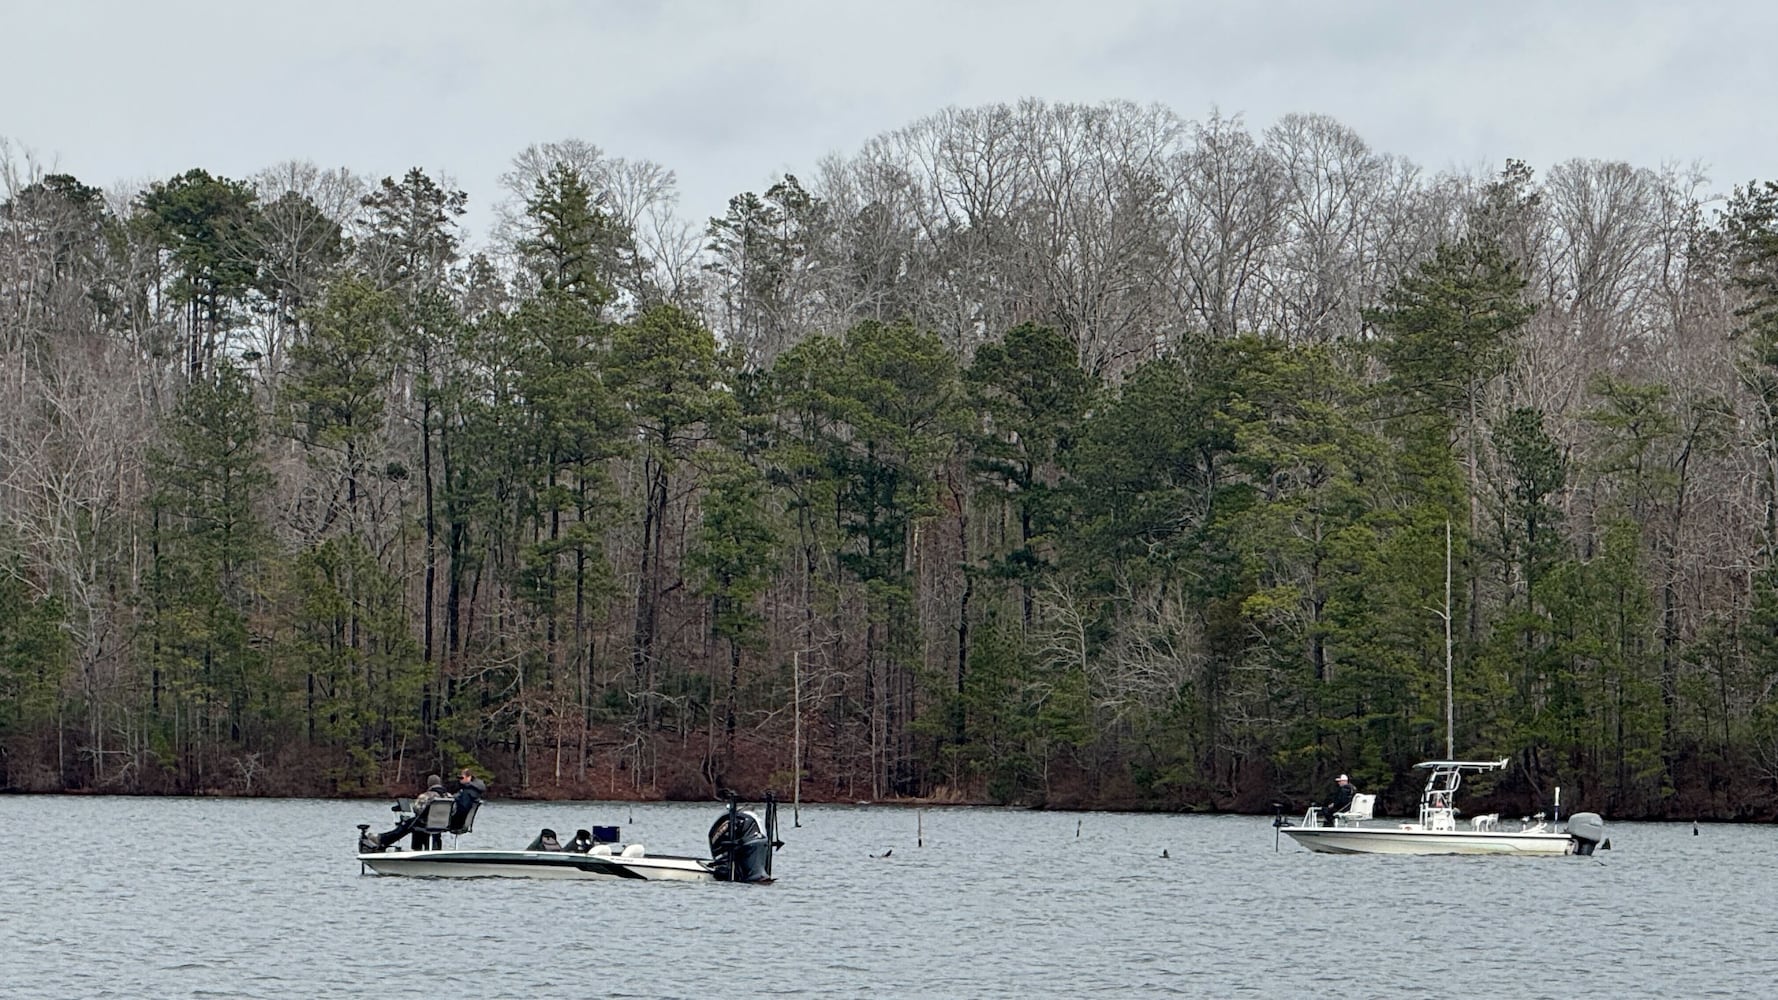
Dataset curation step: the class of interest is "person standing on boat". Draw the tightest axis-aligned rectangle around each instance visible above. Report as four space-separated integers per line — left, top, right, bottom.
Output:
361 773 450 851
1324 774 1356 826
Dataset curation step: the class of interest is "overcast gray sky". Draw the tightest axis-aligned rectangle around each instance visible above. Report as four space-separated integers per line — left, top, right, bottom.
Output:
5 0 1772 241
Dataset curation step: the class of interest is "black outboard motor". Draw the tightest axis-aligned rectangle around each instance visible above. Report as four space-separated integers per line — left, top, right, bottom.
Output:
708 795 780 883
1566 812 1606 856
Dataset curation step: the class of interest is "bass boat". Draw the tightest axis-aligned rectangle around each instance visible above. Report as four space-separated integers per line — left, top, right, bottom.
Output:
355 797 782 882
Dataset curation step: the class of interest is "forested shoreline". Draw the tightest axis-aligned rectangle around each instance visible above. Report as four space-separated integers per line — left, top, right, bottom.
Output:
5 101 1778 819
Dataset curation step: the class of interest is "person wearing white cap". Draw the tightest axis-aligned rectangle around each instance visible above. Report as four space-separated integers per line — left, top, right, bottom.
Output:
1324 773 1357 825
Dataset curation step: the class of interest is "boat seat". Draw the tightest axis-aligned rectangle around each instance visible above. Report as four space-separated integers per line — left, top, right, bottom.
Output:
621 844 646 858
590 844 613 856
445 799 480 847
414 798 457 850
1336 793 1376 825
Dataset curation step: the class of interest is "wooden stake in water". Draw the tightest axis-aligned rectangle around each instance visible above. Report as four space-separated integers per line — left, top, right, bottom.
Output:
918 809 924 847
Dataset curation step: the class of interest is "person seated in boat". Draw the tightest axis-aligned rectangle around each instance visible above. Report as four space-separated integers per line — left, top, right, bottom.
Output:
361 774 450 852
525 828 563 851
561 829 596 853
449 767 487 828
1324 773 1356 825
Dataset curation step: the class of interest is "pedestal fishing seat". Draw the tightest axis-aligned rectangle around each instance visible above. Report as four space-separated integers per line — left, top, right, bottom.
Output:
1335 793 1376 825
414 798 457 850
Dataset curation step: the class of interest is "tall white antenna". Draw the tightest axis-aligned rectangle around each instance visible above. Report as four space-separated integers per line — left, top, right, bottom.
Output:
1444 520 1455 760
793 648 803 827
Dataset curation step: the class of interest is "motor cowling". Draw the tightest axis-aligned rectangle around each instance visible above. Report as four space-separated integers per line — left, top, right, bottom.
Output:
1566 812 1606 855
708 802 776 882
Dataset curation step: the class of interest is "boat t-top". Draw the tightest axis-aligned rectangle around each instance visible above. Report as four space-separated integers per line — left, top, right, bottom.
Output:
1278 758 1606 856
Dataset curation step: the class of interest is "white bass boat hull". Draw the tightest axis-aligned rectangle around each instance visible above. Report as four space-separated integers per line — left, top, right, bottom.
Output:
1282 826 1575 856
358 848 718 881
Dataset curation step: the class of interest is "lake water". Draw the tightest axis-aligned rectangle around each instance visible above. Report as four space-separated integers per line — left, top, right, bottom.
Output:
2 795 1768 998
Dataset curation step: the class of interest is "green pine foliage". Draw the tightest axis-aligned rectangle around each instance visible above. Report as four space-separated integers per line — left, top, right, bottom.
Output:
0 559 71 785
11 148 1778 818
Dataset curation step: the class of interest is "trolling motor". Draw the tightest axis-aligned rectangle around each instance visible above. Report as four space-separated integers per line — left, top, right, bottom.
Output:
708 793 781 883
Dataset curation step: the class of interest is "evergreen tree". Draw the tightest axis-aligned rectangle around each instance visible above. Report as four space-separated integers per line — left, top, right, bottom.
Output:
279 535 425 785
609 304 722 730
144 362 271 787
137 169 262 376
1367 235 1532 505
705 174 822 366
0 559 71 785
688 449 779 752
1493 406 1568 609
281 277 399 532
766 321 961 795
1724 181 1778 554
964 323 1094 626
517 161 628 309
356 168 467 293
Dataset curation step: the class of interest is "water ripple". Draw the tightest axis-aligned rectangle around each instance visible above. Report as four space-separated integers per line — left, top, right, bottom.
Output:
0 798 1765 997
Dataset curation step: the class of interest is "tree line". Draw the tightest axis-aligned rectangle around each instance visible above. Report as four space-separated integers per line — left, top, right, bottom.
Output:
3 101 1778 819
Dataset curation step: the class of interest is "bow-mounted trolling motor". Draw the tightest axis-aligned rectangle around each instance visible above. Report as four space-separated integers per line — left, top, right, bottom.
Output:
707 793 782 883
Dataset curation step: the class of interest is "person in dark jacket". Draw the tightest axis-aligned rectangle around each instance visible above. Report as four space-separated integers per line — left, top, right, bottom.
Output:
450 768 487 829
361 774 450 851
1324 773 1356 825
